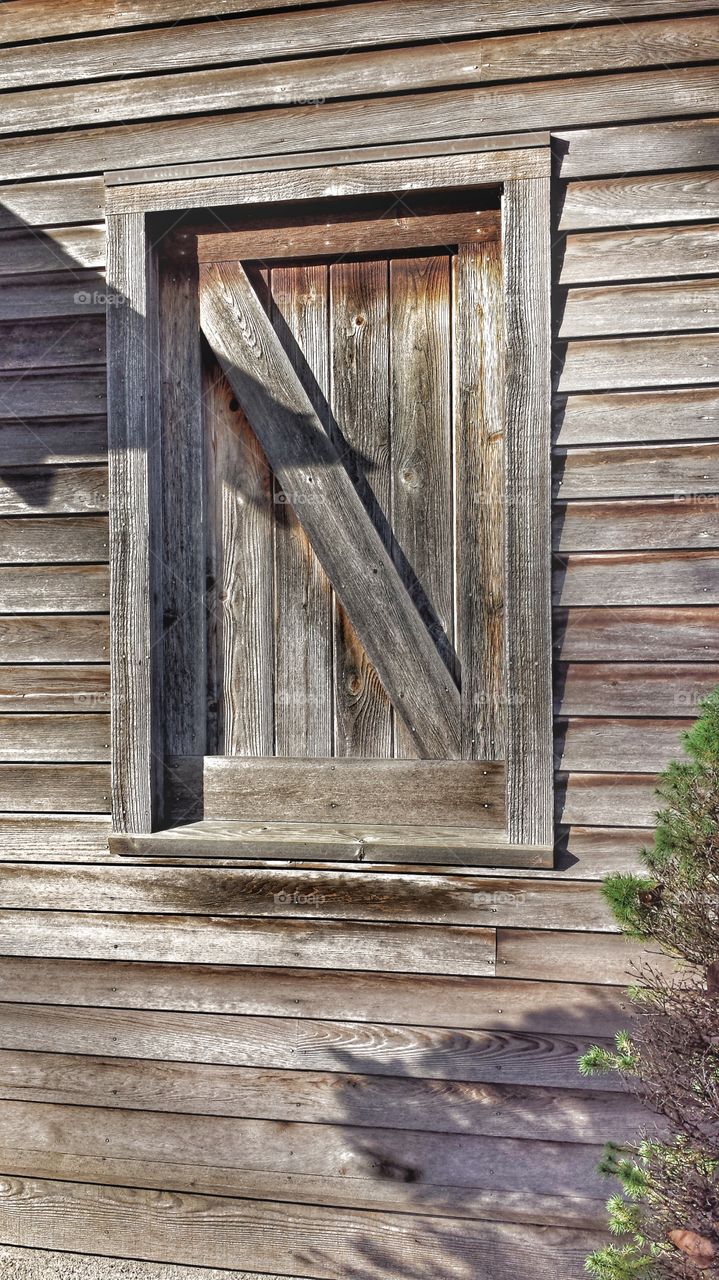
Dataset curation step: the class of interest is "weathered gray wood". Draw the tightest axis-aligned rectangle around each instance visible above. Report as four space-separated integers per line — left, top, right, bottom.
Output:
107 212 163 833
503 178 553 846
0 956 628 1035
557 825 648 878
554 551 719 607
198 209 499 265
559 169 719 230
110 820 551 868
0 617 109 664
556 662 719 717
0 1173 610 1280
0 372 106 419
0 565 109 612
455 238 506 761
0 517 108 563
205 361 274 757
0 815 110 858
0 318 104 369
0 0 335 43
557 334 719 392
559 223 718 285
555 606 719 662
0 420 107 466
158 254 205 760
554 387 719 446
12 66 716 185
554 441 719 499
0 914 495 977
498 928 676 985
554 497 719 552
0 225 104 276
199 260 461 758
330 258 393 758
204 756 505 829
557 772 658 827
0 274 106 321
557 718 690 773
270 262 333 759
558 278 719 338
0 715 110 763
0 665 110 712
390 253 453 756
0 764 110 812
0 466 107 516
0 177 104 229
0 1048 642 1141
556 117 719 180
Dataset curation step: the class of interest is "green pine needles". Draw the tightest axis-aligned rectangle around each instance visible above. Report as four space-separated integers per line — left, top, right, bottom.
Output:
578 689 719 1279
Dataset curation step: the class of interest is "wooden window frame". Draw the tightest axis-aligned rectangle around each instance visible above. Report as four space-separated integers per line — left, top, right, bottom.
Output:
104 135 553 861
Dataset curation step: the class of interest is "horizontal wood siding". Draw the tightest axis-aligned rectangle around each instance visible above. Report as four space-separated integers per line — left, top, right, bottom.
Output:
0 4 714 1276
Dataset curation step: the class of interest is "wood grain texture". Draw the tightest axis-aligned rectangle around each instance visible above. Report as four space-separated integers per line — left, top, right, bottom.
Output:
559 223 718 285
558 278 719 338
199 259 461 759
0 664 110 712
0 0 335 43
559 169 719 230
0 714 110 762
0 372 105 419
554 388 719 446
503 178 553 845
554 551 719 607
0 225 104 276
0 565 108 612
455 238 505 760
556 772 658 827
0 815 110 858
0 177 104 229
0 516 108 563
0 764 110 812
0 616 109 664
556 116 719 179
0 468 107 517
554 607 719 662
107 212 162 833
330 258 392 757
557 333 719 392
0 421 107 467
0 318 104 369
556 663 719 717
498 928 676 985
556 718 689 773
204 757 505 830
554 442 719 500
554 498 719 552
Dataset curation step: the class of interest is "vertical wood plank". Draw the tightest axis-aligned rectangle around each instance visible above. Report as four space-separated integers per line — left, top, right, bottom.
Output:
389 254 453 758
271 263 333 757
454 238 506 760
330 258 393 757
204 361 274 756
502 177 553 847
158 254 206 759
106 212 162 833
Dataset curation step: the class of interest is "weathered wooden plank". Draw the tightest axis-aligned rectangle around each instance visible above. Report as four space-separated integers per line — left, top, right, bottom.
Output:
0 373 106 419
0 616 109 664
557 333 719 392
557 825 648 878
0 1002 620 1092
9 66 718 184
205 362 274 757
558 278 719 338
107 212 162 833
554 551 719 607
9 14 715 136
559 169 719 231
557 772 658 827
558 223 718 285
204 757 505 830
0 764 110 812
0 274 108 321
455 239 505 760
0 864 608 931
0 1173 608 1280
557 718 689 774
556 117 719 180
0 516 108 563
0 665 110 712
199 260 461 758
270 262 333 759
330 258 392 758
554 388 719 446
0 1048 641 1142
0 914 496 977
0 225 104 277
0 1097 609 1222
498 928 675 985
0 0 335 43
0 815 110 858
0 318 104 369
199 210 498 265
158 254 205 761
0 957 628 1035
554 441 719 499
503 178 553 845
0 178 104 230
554 498 719 552
0 565 109 612
0 419 107 466
556 662 719 717
0 715 110 763
390 252 453 755
554 606 719 662
0 471 96 536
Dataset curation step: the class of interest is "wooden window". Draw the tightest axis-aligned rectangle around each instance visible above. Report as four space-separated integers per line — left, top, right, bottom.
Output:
105 140 552 865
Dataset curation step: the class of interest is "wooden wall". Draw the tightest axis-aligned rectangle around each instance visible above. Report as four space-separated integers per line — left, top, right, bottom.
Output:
0 1 716 1275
